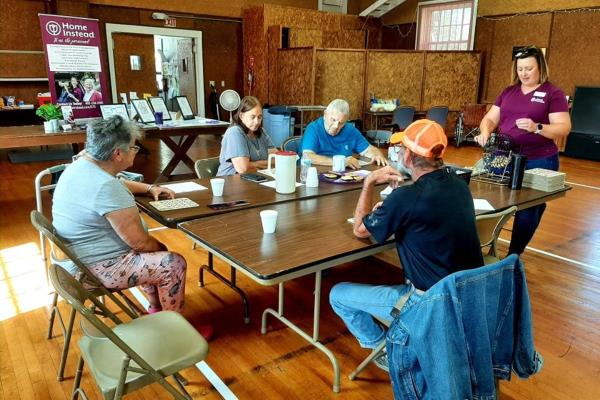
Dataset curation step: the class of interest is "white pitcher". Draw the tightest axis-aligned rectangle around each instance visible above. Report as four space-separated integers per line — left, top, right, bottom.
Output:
267 151 297 194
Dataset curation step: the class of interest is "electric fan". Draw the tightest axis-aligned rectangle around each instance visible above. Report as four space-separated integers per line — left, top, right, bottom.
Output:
219 89 241 122
471 133 515 185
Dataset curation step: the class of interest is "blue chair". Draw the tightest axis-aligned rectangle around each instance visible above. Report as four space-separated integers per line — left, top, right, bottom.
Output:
426 106 449 128
387 106 416 132
366 106 416 147
282 136 301 153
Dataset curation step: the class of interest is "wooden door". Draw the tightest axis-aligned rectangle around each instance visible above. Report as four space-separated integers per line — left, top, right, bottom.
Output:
112 33 157 101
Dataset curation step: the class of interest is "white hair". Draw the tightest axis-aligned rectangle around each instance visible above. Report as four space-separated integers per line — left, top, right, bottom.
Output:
325 99 350 116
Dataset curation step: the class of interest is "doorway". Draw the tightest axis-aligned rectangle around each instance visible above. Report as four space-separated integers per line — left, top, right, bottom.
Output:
106 24 205 116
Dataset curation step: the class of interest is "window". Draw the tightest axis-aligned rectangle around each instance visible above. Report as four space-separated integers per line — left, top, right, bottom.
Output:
416 0 476 51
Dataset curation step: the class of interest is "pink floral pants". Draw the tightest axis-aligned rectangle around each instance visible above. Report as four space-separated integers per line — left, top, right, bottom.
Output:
87 250 186 312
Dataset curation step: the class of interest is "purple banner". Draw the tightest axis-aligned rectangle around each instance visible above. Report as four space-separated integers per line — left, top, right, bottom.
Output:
39 14 108 119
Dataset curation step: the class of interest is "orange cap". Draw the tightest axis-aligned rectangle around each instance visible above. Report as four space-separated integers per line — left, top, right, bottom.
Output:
389 119 447 158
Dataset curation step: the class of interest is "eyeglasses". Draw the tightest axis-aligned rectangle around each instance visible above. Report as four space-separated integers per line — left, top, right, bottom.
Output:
513 46 539 60
128 145 141 153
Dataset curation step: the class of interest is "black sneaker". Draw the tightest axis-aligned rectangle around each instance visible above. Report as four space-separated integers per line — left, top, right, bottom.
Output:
373 350 389 373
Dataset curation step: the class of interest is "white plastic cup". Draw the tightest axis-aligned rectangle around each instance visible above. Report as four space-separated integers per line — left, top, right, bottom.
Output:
305 166 319 187
332 155 346 172
210 178 225 197
260 210 278 234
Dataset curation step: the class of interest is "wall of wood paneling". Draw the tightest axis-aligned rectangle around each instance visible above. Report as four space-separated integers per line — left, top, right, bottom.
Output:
365 50 424 109
548 11 600 96
314 49 365 120
422 51 481 111
267 25 282 105
0 0 243 117
276 48 315 105
88 0 318 19
289 28 323 48
243 4 381 103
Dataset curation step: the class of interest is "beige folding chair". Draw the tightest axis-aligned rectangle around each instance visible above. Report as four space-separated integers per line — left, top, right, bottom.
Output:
194 157 220 179
48 263 208 400
348 315 391 380
31 210 140 381
475 206 517 264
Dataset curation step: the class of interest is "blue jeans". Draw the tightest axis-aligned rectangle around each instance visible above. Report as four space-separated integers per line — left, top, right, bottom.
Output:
508 153 559 255
329 282 421 349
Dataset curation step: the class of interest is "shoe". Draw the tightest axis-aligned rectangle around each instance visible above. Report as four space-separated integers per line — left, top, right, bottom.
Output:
373 350 389 373
194 323 215 341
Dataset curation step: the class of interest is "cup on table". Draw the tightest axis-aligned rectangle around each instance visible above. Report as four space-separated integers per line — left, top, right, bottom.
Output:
332 155 346 172
154 111 163 125
260 210 278 234
305 166 319 188
210 178 225 197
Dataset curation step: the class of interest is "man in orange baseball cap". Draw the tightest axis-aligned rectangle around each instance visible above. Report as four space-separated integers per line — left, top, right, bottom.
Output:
330 119 483 371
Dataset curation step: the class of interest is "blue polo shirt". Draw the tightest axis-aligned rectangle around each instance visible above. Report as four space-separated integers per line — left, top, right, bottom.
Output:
300 117 369 157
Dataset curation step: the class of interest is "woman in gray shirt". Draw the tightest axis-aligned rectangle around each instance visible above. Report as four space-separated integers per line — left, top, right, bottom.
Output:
217 96 276 176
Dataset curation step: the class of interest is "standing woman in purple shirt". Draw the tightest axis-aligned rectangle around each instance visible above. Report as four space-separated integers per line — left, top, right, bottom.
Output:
475 46 571 255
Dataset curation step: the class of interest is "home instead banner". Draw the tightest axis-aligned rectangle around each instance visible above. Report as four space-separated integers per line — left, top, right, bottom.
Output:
39 14 108 120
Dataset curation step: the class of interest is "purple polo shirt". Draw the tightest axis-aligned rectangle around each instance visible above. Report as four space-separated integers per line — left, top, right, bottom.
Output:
495 82 568 159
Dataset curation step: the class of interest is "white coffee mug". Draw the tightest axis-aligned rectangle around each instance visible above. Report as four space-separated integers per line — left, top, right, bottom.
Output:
210 178 225 197
332 155 346 172
305 166 319 188
260 210 278 234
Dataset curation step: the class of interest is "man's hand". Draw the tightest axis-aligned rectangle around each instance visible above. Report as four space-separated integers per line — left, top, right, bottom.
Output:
372 153 389 166
366 165 403 187
346 156 360 170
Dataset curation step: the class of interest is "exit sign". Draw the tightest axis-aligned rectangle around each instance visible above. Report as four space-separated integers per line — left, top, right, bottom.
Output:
165 17 176 27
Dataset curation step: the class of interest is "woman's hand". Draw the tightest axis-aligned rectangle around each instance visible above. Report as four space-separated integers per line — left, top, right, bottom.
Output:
149 185 175 201
516 118 536 132
474 133 490 147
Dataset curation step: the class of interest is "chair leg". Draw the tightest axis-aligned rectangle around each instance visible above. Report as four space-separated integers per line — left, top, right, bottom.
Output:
47 292 59 339
57 307 77 381
348 340 387 380
71 356 85 400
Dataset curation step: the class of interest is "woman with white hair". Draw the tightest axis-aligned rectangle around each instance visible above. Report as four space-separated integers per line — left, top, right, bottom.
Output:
82 77 103 103
52 115 187 314
300 99 388 169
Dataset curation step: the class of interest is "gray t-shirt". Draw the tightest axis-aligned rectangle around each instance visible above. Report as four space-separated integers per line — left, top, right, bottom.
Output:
52 158 136 269
217 125 274 176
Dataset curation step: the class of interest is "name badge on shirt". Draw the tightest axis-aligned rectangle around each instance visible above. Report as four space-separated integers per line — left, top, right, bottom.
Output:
531 91 546 104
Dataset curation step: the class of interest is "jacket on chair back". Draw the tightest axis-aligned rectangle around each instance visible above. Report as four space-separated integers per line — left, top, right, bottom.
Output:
386 255 543 400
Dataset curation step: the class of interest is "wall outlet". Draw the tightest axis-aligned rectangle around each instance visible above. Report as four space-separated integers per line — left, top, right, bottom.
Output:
209 80 215 87
221 81 225 87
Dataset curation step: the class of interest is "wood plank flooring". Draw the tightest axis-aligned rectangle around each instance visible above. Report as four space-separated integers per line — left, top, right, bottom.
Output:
1 135 599 399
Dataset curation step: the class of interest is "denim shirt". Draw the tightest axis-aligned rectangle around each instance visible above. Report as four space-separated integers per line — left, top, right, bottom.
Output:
386 255 543 400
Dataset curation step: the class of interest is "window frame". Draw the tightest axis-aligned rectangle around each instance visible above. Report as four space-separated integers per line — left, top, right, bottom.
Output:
415 0 478 51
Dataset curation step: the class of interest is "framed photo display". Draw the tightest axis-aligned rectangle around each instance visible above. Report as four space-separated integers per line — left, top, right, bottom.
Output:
100 103 130 121
148 96 172 121
131 99 156 124
174 96 195 120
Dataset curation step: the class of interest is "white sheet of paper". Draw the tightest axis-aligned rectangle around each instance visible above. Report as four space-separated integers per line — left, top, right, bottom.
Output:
257 168 275 178
259 181 303 189
160 182 207 193
473 199 495 211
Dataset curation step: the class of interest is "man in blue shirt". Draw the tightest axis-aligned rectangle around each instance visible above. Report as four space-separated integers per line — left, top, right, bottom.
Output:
300 99 388 169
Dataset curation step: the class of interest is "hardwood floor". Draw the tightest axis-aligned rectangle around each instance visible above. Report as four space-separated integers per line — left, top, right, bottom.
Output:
1 136 599 399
